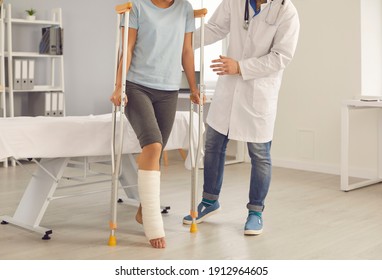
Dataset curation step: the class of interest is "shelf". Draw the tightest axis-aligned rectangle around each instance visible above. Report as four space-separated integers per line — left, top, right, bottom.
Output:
5 85 63 92
3 4 65 118
7 18 60 25
5 51 63 58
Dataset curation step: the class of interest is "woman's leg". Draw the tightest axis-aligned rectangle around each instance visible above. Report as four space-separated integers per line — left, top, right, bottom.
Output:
139 89 178 248
125 82 169 249
125 82 178 248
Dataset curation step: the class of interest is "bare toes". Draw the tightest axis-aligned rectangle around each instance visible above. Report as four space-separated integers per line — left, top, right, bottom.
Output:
150 237 166 249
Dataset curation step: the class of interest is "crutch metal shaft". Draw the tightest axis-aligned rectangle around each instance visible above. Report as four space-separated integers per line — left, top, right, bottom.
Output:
108 2 132 247
189 8 207 233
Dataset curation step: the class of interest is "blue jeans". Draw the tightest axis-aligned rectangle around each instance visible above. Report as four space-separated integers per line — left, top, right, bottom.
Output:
203 126 272 212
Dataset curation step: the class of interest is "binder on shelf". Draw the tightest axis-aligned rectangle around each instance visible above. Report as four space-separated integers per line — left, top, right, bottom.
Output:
27 60 35 89
21 60 28 90
49 26 57 55
59 28 64 55
57 92 64 116
39 27 50 54
39 25 63 55
13 59 21 90
45 92 51 116
51 92 58 116
51 25 63 55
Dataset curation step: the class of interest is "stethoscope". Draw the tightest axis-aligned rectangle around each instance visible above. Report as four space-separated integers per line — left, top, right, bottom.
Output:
243 0 285 30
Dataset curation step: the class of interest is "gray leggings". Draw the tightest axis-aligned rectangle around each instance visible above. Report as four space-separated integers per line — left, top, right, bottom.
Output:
125 81 178 150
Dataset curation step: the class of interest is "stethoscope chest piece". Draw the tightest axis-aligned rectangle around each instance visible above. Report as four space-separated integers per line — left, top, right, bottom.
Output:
243 20 249 30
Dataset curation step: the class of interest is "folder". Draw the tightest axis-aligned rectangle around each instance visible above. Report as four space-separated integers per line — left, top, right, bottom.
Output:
55 26 61 55
51 92 58 116
45 92 52 116
39 26 63 55
21 60 28 90
27 60 35 90
57 92 64 116
39 27 50 54
52 26 63 55
59 28 64 55
13 60 21 90
49 26 57 55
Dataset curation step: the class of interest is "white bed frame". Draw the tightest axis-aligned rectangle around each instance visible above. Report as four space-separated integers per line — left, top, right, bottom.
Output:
0 111 200 239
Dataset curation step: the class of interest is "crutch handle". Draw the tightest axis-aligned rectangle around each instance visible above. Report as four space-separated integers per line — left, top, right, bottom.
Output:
194 8 208 18
115 2 133 14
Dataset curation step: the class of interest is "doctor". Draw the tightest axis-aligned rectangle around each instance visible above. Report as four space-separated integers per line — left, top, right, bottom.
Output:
184 0 300 235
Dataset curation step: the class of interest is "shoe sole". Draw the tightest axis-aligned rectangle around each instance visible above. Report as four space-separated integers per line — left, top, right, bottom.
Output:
244 228 263 236
182 207 221 225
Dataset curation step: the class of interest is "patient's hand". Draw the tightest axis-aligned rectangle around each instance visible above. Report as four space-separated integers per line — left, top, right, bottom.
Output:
110 86 128 106
190 89 206 105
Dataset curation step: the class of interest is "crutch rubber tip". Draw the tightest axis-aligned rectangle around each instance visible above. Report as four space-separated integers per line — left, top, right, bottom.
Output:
190 223 198 233
108 235 117 246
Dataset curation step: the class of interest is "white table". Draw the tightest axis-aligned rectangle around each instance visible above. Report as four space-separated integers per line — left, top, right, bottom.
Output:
341 99 382 191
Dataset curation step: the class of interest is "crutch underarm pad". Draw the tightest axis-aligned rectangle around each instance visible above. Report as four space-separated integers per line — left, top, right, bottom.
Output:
194 8 208 18
115 2 133 14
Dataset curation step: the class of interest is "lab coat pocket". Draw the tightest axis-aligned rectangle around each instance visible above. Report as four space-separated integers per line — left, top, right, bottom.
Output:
252 78 280 117
251 21 278 55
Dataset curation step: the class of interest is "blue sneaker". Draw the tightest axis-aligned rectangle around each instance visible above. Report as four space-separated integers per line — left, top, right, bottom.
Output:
244 214 263 235
183 200 221 225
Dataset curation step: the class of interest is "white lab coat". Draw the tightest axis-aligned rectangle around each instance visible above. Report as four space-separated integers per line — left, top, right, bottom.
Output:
195 0 300 143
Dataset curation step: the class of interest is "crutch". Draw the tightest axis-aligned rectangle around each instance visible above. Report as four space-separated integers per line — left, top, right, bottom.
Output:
108 2 132 247
189 8 208 233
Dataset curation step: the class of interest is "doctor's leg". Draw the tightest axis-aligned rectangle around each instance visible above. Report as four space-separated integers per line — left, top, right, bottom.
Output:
183 125 228 224
244 141 272 235
203 126 230 199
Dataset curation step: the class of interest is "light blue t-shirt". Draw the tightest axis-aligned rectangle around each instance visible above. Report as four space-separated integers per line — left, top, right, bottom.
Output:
122 0 195 90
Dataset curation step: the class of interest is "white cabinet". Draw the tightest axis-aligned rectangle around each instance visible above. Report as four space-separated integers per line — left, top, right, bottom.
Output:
4 4 65 117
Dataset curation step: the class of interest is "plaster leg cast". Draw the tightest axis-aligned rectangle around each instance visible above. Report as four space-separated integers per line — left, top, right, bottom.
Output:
138 170 165 248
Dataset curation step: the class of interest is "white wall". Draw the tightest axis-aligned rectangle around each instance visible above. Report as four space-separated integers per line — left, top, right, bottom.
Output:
272 0 381 178
273 0 360 173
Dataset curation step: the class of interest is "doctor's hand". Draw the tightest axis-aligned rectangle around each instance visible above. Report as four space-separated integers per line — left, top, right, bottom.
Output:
211 55 240 76
110 85 128 106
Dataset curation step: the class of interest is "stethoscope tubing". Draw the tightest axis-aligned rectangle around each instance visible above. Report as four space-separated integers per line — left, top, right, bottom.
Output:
243 0 285 30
